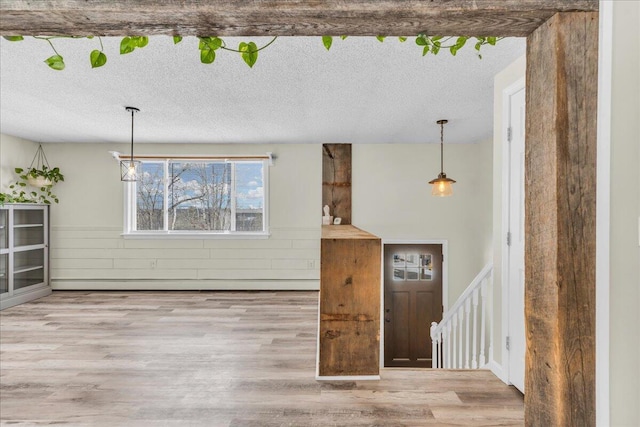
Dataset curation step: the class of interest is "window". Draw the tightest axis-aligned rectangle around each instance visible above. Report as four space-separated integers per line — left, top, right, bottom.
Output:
124 157 268 237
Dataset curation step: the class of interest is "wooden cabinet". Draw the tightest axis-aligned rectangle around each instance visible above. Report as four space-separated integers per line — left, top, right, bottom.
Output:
318 225 381 377
0 204 51 310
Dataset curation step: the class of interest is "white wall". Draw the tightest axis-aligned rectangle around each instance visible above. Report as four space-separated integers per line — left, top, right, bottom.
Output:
491 55 526 371
610 1 640 425
352 141 493 305
0 134 38 192
41 142 322 290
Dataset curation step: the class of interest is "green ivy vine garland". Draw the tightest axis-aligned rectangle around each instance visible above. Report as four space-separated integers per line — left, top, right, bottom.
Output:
3 34 502 71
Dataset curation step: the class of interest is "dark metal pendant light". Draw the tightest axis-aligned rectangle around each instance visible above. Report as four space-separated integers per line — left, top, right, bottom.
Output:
429 119 456 197
120 106 141 181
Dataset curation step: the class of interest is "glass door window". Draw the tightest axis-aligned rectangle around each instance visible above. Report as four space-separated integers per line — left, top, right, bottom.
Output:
0 209 7 250
0 254 7 294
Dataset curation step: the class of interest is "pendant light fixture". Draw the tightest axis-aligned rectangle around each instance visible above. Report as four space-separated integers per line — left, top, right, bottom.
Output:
429 119 456 197
120 106 141 181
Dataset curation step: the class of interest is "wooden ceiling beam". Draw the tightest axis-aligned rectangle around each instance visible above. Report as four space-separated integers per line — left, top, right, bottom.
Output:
0 0 598 37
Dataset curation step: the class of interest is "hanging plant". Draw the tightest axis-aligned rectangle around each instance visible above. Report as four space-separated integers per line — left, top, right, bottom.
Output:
2 34 502 70
0 145 64 205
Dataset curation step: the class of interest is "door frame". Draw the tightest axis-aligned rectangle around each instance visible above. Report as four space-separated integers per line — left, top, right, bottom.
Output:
379 239 448 369
500 76 526 386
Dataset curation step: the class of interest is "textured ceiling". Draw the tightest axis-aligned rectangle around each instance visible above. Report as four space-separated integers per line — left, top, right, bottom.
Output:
0 36 524 145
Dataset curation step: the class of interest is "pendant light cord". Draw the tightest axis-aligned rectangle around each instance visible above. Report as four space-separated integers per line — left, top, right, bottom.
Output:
130 108 135 162
440 121 444 174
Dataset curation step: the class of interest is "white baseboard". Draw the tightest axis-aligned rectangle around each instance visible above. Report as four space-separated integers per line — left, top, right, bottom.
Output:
316 375 380 381
485 359 508 384
51 279 320 291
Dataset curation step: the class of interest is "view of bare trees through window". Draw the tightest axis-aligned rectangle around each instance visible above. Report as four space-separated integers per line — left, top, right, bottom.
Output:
134 160 264 232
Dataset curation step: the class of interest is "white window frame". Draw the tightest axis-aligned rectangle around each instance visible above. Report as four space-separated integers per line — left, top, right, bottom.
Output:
121 154 270 239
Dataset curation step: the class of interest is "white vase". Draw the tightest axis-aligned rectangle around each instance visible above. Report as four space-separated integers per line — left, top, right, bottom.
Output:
27 176 53 187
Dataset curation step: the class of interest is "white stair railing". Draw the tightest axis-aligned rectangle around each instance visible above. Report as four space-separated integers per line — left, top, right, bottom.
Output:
430 263 493 369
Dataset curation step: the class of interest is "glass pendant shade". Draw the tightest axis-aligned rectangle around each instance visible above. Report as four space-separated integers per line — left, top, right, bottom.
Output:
120 159 141 181
429 119 456 197
429 173 456 197
120 106 140 181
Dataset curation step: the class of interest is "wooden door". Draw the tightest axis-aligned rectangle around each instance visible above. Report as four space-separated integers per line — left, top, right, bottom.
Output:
384 244 443 368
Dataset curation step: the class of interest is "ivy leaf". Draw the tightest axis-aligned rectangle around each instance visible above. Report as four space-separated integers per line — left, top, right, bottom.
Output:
487 36 497 46
340 35 348 40
90 50 107 68
455 36 468 50
136 36 149 48
120 37 135 54
44 54 65 70
398 36 407 42
376 36 386 42
3 36 24 41
415 34 429 46
200 47 216 64
322 36 333 51
173 36 183 44
422 45 430 56
200 37 222 50
475 41 483 51
432 42 441 55
432 36 443 42
239 42 258 68
14 168 23 174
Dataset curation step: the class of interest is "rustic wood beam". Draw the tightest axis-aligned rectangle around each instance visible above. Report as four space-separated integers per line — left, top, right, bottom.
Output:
0 1 598 37
525 12 597 427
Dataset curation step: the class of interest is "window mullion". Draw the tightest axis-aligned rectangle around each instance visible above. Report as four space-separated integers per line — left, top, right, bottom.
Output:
163 161 169 232
230 162 237 232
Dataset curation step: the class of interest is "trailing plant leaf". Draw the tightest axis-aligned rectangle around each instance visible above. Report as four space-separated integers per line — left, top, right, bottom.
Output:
340 36 348 40
239 42 258 68
376 36 386 42
422 45 430 56
44 54 65 70
173 36 183 44
3 36 24 41
90 49 107 68
200 47 216 64
120 36 148 55
120 37 135 54
398 37 407 42
322 36 333 51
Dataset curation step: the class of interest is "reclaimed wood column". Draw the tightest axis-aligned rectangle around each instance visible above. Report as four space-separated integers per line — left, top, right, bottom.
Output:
322 144 351 225
525 12 597 426
319 225 380 377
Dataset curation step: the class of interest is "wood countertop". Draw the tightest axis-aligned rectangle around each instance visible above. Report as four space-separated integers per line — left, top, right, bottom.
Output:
321 225 380 240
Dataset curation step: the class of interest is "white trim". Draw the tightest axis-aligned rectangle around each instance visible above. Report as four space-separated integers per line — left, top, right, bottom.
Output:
316 375 381 381
379 239 448 369
501 77 526 388
121 231 270 239
596 2 613 425
485 360 508 383
51 279 319 291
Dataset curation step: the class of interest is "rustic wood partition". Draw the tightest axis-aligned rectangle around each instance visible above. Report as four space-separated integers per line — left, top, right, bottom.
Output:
322 144 352 225
525 12 598 426
318 225 381 377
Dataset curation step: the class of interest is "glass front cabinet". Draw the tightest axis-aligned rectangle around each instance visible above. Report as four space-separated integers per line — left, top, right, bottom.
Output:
0 204 51 310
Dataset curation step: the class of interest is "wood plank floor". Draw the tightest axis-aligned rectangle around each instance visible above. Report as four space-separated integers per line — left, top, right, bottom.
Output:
0 291 523 426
